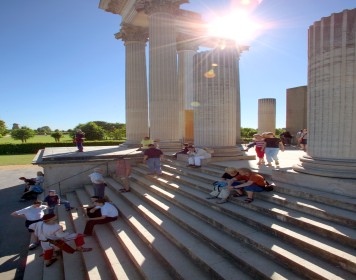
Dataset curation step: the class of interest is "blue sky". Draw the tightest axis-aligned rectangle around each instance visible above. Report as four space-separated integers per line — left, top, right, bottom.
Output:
1 0 355 131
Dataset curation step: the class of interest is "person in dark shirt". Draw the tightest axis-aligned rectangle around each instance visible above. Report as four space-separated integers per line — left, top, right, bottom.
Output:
43 190 74 214
143 144 164 175
262 132 285 167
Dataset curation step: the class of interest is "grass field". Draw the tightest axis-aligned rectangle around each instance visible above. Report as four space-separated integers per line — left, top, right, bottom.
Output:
0 154 36 166
0 134 72 144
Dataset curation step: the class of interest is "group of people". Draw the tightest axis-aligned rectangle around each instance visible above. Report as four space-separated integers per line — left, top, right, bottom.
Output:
296 128 308 151
245 132 285 167
207 167 271 204
12 168 120 267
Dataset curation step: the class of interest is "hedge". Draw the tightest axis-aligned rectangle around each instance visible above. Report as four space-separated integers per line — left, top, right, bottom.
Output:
0 141 125 155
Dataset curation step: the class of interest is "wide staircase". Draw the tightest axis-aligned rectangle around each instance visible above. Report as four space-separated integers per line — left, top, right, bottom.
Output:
23 158 356 280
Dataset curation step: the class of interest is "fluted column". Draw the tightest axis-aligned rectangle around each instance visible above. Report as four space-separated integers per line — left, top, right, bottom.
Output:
116 24 149 145
177 34 199 142
145 0 185 142
258 98 276 134
294 9 356 178
193 48 239 147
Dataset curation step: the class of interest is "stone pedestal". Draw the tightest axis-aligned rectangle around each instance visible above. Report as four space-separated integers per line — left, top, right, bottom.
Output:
258 98 276 134
294 9 356 179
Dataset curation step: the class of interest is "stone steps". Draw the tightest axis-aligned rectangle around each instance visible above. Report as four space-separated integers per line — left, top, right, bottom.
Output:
130 166 356 277
23 159 356 279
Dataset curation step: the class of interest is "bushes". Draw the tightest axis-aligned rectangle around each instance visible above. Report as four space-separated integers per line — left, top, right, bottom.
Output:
0 141 125 155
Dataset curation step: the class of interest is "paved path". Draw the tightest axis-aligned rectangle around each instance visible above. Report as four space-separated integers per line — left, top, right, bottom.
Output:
0 165 43 280
216 145 306 176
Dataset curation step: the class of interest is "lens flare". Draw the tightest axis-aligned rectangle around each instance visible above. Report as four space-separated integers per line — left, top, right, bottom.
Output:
204 69 216 78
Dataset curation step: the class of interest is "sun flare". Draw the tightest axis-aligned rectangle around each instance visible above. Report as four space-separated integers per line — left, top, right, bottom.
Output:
207 10 262 44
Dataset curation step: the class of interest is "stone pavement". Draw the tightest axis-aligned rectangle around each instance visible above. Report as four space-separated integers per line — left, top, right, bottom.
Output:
215 145 306 177
0 165 43 280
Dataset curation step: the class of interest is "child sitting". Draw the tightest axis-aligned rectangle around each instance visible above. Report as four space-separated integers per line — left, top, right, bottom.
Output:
43 190 74 214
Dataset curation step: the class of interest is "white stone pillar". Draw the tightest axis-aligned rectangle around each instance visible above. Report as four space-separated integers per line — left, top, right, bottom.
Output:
258 98 276 134
193 48 240 147
294 9 356 178
116 24 149 145
145 1 183 142
177 35 199 142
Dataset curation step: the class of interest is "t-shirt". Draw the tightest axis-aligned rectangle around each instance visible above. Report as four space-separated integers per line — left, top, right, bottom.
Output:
15 205 47 221
247 173 266 186
44 195 60 207
144 147 163 158
141 139 154 149
89 172 105 184
264 138 281 148
97 203 118 217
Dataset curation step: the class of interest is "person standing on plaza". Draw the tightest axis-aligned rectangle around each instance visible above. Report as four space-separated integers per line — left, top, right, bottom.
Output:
299 128 308 152
244 134 266 165
143 144 164 175
11 200 48 250
89 167 106 199
74 129 85 152
262 132 285 167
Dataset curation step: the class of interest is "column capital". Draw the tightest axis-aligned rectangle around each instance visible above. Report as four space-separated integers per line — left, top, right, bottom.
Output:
176 33 200 52
138 0 188 15
115 23 148 43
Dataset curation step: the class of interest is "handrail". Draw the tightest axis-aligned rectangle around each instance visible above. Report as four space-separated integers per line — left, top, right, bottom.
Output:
45 148 139 196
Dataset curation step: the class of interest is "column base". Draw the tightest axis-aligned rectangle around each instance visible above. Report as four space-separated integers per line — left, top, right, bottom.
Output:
293 155 356 179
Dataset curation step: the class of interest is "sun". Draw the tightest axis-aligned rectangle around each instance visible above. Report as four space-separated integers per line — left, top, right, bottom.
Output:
206 10 263 44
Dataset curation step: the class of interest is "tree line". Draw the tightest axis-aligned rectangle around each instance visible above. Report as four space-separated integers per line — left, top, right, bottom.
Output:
0 121 126 143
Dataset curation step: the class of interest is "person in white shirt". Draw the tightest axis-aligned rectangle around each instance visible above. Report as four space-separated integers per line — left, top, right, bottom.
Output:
29 213 92 267
89 167 106 198
83 199 119 235
187 145 212 167
11 200 48 249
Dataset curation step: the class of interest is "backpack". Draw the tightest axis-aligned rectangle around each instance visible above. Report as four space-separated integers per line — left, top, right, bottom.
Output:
32 185 43 194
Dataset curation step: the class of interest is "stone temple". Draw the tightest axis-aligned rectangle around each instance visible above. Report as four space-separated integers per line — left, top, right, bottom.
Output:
100 0 248 155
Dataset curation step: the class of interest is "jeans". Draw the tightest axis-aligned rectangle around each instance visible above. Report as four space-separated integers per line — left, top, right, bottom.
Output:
265 147 279 163
147 158 162 174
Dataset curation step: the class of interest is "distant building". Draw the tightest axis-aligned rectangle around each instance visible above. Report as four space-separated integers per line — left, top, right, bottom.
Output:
12 123 19 129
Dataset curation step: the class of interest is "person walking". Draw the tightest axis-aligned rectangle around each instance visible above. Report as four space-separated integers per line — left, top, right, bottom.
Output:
43 190 74 214
262 132 285 167
74 129 85 152
143 143 164 175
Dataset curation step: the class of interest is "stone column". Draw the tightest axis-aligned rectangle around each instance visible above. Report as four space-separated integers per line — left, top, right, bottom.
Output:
294 9 356 178
145 0 184 142
177 34 199 143
116 24 149 145
258 98 276 134
286 86 307 143
193 48 240 148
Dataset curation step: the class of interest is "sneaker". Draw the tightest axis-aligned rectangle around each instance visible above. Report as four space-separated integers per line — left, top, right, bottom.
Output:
28 243 38 250
275 161 280 166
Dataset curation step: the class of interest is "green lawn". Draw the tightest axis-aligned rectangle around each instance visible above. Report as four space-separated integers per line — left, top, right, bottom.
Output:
0 134 72 144
0 154 36 166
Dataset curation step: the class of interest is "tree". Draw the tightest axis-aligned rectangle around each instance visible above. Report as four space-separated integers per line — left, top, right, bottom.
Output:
75 122 105 140
241 127 258 139
51 129 63 142
37 126 52 135
0 120 6 137
10 126 36 143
